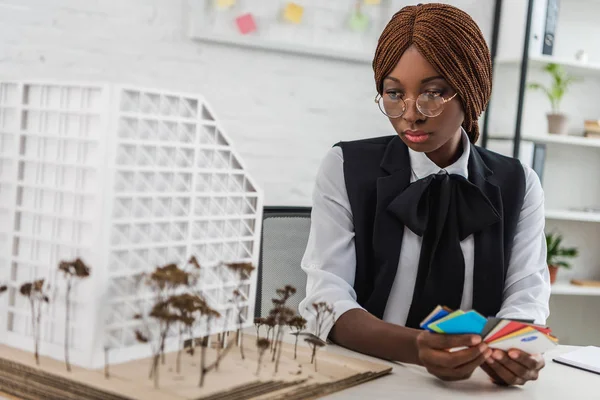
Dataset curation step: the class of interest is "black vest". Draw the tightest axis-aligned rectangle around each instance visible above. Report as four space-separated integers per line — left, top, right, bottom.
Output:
336 135 526 320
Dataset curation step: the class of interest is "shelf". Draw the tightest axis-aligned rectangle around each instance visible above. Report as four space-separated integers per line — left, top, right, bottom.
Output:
496 54 600 77
546 209 600 223
551 282 600 296
191 33 373 65
489 133 600 148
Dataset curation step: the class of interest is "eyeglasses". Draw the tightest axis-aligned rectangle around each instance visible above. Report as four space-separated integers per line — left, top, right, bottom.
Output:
375 91 458 118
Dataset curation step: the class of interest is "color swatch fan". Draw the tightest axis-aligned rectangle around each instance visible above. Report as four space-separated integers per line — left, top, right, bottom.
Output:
421 305 558 354
0 81 264 368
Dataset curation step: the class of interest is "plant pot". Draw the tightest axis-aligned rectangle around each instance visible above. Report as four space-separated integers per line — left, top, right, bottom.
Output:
548 265 559 284
547 113 568 135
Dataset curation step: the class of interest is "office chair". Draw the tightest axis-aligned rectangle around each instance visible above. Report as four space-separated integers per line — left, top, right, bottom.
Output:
256 206 311 318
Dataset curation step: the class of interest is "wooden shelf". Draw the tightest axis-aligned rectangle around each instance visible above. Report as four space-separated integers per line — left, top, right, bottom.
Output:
551 282 600 296
496 54 600 78
546 209 600 223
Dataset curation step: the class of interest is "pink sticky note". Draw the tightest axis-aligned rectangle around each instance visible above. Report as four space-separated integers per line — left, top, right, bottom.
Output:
236 13 257 35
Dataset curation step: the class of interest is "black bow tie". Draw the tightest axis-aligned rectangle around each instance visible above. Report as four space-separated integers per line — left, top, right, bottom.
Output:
387 172 501 329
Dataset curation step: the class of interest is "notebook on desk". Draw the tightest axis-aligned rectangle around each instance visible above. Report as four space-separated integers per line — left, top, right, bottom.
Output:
553 346 600 375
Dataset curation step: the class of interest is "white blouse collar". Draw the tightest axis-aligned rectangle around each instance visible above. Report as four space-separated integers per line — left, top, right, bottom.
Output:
408 127 470 180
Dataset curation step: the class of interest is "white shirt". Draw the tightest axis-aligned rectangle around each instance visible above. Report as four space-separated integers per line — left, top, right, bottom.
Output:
299 130 551 339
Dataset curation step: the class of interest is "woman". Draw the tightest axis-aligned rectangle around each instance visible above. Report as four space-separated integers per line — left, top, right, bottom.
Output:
299 3 550 386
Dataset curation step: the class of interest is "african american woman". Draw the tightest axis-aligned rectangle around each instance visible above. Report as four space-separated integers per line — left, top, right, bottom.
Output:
299 3 550 387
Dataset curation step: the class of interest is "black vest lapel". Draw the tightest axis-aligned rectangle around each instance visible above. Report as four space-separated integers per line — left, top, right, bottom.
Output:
468 145 505 318
367 136 411 318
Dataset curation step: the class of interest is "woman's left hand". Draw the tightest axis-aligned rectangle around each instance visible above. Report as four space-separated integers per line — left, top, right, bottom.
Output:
480 349 545 386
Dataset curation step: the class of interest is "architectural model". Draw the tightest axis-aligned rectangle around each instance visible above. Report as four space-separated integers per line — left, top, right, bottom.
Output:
0 81 264 368
0 81 391 399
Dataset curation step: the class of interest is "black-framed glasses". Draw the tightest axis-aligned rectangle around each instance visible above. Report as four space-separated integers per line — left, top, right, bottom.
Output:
375 92 458 118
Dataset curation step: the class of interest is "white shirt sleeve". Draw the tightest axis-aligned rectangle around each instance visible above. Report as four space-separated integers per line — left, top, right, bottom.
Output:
299 146 365 340
496 165 551 325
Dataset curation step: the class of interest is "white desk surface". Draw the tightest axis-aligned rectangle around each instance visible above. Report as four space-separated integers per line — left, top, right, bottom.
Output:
322 345 600 399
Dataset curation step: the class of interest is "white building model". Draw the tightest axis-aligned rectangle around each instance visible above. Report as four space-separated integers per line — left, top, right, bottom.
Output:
0 81 263 368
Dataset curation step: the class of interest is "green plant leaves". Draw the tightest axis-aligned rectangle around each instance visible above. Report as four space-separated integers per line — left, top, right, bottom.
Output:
528 63 581 113
546 232 578 269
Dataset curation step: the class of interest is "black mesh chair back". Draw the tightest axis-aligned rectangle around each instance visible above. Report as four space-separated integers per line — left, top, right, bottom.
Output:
256 206 311 318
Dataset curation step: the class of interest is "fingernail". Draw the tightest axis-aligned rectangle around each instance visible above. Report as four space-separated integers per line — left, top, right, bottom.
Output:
471 336 482 345
485 349 493 358
486 357 494 364
492 351 503 361
479 343 488 353
509 351 519 359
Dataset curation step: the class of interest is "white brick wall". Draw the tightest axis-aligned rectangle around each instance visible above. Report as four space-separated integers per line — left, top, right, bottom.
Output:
0 0 392 206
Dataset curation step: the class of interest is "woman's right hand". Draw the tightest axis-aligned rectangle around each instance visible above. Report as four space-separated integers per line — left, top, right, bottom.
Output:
416 331 492 381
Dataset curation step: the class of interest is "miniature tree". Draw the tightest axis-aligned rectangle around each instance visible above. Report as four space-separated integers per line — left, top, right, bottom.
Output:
269 285 296 361
58 258 91 372
183 255 203 357
224 262 255 360
304 302 335 372
272 306 294 374
168 293 201 374
177 257 226 388
197 302 221 388
186 257 227 372
304 336 326 372
269 285 297 371
19 279 50 365
138 298 179 388
263 314 276 352
288 315 307 360
134 263 191 388
104 346 110 379
254 317 264 338
255 338 270 376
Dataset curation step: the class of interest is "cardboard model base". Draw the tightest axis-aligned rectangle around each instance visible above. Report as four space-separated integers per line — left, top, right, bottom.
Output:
0 333 391 400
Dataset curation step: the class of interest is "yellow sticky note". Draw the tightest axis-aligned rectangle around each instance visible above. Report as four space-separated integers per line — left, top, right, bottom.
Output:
283 2 304 24
364 0 381 5
216 0 236 9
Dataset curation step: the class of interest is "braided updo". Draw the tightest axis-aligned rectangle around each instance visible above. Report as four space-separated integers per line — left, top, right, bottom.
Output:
373 3 492 143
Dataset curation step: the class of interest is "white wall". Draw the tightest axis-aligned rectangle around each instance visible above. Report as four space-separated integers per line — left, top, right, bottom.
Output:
0 0 500 206
0 0 395 206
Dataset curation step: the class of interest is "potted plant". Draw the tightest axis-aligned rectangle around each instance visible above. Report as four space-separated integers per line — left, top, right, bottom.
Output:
528 63 579 135
546 232 578 284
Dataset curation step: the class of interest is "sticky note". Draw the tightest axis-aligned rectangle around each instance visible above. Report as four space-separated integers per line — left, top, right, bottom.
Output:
364 0 381 4
216 0 236 9
235 13 257 35
349 11 369 32
283 2 304 24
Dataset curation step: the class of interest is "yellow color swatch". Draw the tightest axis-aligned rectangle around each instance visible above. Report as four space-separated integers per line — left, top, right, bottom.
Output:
216 0 236 9
283 2 304 24
490 327 535 344
364 0 381 5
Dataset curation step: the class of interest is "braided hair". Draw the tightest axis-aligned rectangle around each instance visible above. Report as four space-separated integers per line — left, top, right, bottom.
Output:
373 3 492 143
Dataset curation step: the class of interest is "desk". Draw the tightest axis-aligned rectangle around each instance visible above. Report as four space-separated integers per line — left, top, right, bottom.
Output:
2 346 597 399
323 345 600 399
